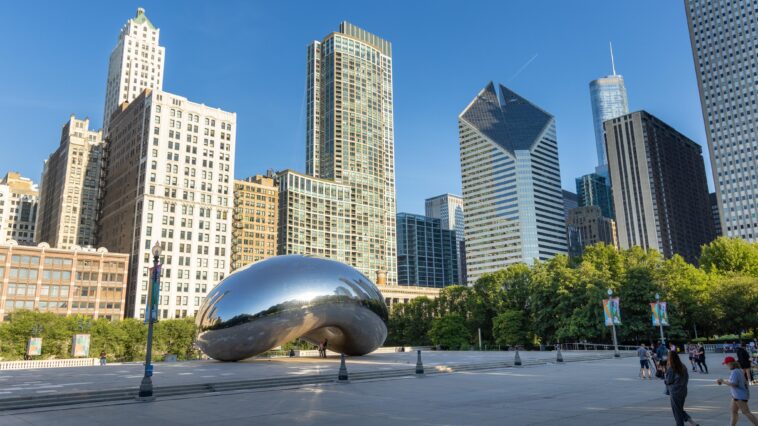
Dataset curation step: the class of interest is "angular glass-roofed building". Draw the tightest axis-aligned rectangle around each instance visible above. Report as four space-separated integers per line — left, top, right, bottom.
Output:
458 82 567 285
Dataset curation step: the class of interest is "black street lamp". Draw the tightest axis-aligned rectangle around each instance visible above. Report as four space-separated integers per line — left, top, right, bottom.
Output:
138 242 162 401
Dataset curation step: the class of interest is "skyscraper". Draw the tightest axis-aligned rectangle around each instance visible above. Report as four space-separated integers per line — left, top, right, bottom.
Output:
566 205 618 257
0 172 38 245
98 89 236 319
605 111 714 264
396 213 458 287
710 192 722 238
36 116 104 249
686 1 758 240
231 174 278 271
589 44 629 179
425 193 465 284
103 8 165 131
292 22 397 284
562 190 578 218
459 82 567 284
575 173 614 219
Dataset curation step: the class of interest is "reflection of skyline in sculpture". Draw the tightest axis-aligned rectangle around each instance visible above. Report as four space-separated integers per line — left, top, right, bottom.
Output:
196 255 388 361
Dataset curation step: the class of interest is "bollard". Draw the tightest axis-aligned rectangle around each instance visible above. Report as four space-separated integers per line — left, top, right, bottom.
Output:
556 344 564 363
338 353 349 382
514 349 522 366
415 350 424 375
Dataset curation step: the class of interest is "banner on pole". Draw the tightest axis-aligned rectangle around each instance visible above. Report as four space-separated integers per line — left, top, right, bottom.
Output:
650 302 669 326
144 264 161 324
71 334 91 357
26 337 42 356
602 297 621 326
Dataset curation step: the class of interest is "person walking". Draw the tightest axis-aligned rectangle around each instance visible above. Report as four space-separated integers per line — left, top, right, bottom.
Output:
638 343 652 379
322 339 328 358
665 353 699 426
736 342 754 383
99 350 107 366
656 342 669 374
317 341 324 358
688 344 697 372
696 344 708 374
717 356 758 426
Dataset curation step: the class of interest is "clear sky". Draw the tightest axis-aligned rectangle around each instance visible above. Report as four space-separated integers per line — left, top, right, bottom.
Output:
0 0 708 215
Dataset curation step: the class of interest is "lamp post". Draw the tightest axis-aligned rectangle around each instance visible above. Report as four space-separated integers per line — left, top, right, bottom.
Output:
138 242 162 401
655 293 665 346
607 289 620 358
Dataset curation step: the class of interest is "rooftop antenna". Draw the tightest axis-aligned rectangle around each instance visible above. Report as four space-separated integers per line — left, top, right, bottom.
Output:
609 41 617 76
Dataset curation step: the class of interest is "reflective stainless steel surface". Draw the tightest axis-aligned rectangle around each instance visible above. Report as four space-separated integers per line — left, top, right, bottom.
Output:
195 255 388 361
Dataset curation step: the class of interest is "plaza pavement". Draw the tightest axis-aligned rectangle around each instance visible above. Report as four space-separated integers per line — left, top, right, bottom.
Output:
0 352 742 425
0 350 623 399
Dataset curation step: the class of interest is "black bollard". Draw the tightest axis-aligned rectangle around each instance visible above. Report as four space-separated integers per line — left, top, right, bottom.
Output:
514 349 522 366
338 353 349 382
415 350 424 375
556 344 564 363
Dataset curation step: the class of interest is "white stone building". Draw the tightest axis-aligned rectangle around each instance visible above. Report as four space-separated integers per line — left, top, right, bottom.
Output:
0 173 38 245
103 8 165 131
98 89 235 320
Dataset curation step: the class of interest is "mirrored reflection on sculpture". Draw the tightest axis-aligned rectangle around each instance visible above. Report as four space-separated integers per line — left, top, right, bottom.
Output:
195 255 389 361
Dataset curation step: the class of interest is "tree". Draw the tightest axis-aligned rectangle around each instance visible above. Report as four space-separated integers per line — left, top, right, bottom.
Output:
428 314 470 350
700 237 758 276
386 297 435 346
492 310 528 348
709 275 758 336
154 317 197 360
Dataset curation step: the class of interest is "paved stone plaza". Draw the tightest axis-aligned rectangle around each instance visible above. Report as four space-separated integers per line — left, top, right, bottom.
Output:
0 352 740 425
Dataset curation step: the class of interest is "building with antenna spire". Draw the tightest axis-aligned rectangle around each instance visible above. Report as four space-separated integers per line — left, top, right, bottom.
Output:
589 43 629 181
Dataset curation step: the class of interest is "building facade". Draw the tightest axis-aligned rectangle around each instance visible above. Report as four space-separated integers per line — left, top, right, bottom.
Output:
0 172 38 245
0 242 128 321
103 8 165 131
710 192 722 238
589 55 629 179
686 0 758 240
562 190 578 218
605 111 715 263
576 173 614 219
378 283 440 309
36 116 104 249
231 175 278 271
459 82 567 284
566 205 618 257
396 213 458 287
300 22 397 284
98 89 235 319
425 193 465 284
276 170 353 262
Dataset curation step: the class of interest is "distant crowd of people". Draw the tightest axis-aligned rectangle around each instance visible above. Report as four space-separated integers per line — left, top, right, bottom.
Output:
636 340 758 426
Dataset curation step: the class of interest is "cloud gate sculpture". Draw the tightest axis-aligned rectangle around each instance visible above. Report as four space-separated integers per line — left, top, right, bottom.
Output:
195 255 388 361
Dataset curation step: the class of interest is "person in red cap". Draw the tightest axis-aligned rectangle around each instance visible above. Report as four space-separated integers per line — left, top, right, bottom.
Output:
717 356 758 426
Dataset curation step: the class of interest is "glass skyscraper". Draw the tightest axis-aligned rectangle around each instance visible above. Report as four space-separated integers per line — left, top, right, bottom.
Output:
396 213 458 288
425 194 465 284
589 51 629 179
284 22 397 284
686 0 758 240
459 82 567 285
575 173 614 219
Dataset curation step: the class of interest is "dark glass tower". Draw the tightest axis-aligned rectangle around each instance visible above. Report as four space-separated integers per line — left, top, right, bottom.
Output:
396 213 459 287
576 173 614 219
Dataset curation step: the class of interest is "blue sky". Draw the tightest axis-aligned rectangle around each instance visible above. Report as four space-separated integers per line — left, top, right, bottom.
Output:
0 1 708 215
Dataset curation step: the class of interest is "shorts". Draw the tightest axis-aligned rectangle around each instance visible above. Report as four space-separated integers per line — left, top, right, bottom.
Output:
734 399 749 402
640 359 649 369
